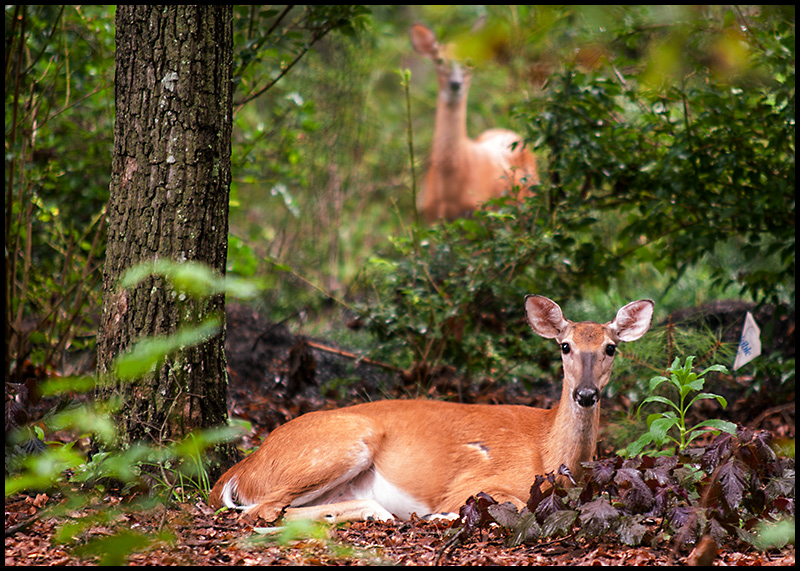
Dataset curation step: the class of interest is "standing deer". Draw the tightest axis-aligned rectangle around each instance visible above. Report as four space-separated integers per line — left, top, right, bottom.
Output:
410 23 539 223
209 295 654 523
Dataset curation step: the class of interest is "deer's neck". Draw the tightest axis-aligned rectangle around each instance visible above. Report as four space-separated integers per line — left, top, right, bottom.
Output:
431 96 470 166
544 387 600 478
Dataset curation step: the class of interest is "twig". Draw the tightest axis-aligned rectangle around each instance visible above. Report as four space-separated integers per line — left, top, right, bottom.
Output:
751 402 795 428
434 530 463 566
4 503 55 538
304 340 403 373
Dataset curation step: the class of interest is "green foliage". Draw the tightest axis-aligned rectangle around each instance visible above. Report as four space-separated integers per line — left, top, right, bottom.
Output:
5 259 259 564
358 198 578 381
252 518 331 545
5 358 247 565
71 528 174 567
357 198 741 390
247 518 388 564
112 320 221 379
753 518 796 550
121 260 256 301
357 6 793 383
233 5 370 102
229 5 380 316
5 5 374 382
521 6 794 306
5 6 115 381
626 356 737 456
112 260 262 379
9 7 791 379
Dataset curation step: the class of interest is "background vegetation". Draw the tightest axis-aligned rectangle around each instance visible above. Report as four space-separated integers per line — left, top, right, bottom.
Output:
6 5 794 392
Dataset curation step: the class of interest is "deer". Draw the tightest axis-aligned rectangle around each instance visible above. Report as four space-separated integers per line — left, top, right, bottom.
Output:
208 295 654 524
409 23 539 224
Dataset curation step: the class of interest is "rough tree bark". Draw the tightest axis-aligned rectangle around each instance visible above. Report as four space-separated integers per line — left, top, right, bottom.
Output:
97 6 234 453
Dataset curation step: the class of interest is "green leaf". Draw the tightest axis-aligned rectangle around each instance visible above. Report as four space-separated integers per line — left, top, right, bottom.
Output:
120 260 260 299
648 375 670 391
649 416 679 446
224 275 262 300
266 256 292 272
687 419 737 436
40 375 97 396
687 392 728 410
625 432 654 457
638 395 679 417
168 263 219 297
507 512 542 546
114 318 221 380
699 364 729 376
71 529 154 566
542 509 578 537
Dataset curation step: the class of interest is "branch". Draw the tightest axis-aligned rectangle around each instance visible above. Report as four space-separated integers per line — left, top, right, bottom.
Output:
234 25 333 109
305 340 403 373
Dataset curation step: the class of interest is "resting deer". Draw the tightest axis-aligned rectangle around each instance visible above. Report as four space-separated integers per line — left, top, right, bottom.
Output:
209 295 654 523
410 23 539 223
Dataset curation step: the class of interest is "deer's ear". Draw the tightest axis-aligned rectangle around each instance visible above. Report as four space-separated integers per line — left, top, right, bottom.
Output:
525 295 570 340
410 24 439 57
607 300 654 342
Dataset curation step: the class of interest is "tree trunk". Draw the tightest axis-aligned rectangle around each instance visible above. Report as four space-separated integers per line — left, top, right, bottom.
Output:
97 6 234 451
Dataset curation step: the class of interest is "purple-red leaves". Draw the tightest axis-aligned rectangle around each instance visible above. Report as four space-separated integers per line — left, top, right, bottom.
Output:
448 428 792 551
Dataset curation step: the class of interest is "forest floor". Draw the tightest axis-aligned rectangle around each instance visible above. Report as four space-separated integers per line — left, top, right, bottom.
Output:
5 302 795 566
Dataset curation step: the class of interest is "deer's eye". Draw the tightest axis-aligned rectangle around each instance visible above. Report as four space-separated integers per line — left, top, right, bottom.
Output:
605 344 616 357
560 343 571 354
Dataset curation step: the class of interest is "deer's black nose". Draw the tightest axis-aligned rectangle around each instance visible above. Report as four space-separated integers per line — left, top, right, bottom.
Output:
574 387 599 408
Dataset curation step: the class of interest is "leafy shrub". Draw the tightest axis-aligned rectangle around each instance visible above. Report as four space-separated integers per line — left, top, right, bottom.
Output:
5 6 115 383
358 7 793 385
5 260 253 564
357 195 627 383
448 426 794 552
520 8 794 306
5 380 242 564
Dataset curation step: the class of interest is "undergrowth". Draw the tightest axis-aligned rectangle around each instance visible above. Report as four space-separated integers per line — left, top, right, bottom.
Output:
446 426 794 559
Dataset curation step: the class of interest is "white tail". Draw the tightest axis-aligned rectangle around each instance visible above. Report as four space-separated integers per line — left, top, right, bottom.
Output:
209 296 654 523
410 23 539 223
